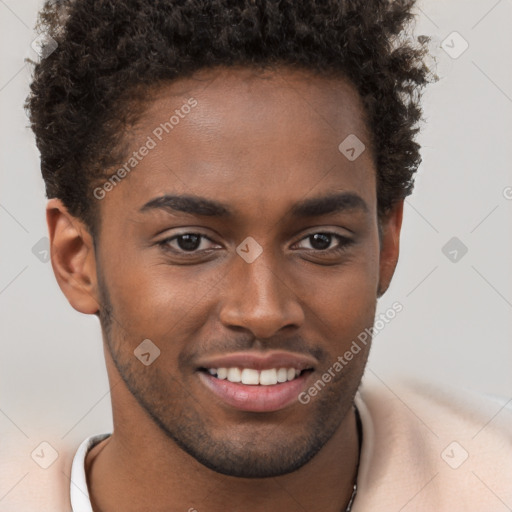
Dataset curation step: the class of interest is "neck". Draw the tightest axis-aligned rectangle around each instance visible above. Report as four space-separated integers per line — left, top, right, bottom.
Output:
85 406 359 512
86 343 361 512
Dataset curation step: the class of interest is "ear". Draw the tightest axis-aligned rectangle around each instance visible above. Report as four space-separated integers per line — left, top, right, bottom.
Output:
46 198 100 315
377 200 404 298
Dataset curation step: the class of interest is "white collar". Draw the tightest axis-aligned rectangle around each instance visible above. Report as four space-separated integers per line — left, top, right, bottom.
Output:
70 433 111 512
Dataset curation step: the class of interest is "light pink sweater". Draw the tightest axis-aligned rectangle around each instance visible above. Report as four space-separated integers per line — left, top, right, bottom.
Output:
1 376 511 511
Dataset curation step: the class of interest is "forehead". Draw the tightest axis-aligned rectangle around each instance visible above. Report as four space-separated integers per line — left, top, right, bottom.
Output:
100 65 376 221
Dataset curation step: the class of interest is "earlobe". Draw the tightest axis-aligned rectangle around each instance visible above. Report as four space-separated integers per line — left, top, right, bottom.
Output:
46 198 100 315
377 200 404 298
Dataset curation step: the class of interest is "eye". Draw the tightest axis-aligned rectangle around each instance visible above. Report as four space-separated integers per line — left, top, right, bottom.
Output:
157 231 354 257
158 233 219 254
294 232 353 254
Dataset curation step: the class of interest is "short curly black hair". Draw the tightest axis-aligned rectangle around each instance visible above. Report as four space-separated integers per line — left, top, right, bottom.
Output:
26 0 436 237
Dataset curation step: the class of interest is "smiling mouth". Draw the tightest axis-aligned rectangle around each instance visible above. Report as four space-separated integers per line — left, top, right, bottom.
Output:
198 367 314 386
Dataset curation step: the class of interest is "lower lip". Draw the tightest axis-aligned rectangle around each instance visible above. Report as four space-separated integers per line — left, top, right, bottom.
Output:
197 370 313 412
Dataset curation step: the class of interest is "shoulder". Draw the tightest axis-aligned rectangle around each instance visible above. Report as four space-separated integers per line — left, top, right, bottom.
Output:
353 374 512 512
358 375 512 438
0 427 88 512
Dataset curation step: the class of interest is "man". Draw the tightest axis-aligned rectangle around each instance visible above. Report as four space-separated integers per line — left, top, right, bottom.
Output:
9 0 510 510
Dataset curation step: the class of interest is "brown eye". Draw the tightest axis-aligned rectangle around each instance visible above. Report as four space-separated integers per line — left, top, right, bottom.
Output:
175 234 202 251
295 232 353 254
158 233 218 254
308 233 332 250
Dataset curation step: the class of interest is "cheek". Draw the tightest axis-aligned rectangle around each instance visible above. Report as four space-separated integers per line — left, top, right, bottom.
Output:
301 236 380 308
101 225 380 340
309 269 378 344
105 253 222 337
301 242 380 344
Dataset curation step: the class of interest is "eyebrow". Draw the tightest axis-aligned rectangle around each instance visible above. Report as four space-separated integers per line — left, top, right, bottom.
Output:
139 191 369 218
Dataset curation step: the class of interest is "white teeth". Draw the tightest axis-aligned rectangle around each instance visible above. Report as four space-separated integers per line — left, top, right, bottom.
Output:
259 369 278 385
241 368 260 385
227 367 242 382
206 367 306 385
277 368 288 383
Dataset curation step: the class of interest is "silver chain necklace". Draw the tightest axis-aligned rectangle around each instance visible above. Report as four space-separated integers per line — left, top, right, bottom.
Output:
342 404 362 511
344 483 357 511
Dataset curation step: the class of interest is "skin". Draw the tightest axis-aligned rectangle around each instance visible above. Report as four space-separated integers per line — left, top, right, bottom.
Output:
47 65 403 512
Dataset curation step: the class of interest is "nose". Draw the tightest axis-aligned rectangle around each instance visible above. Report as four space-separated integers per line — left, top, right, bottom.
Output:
218 248 305 339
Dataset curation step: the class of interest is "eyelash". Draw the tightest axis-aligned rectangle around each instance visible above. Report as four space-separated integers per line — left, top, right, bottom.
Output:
157 232 354 257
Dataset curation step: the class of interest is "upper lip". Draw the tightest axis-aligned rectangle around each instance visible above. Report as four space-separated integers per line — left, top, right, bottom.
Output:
196 351 317 371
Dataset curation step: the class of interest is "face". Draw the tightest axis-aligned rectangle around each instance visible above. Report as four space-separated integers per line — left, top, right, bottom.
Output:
78 66 400 478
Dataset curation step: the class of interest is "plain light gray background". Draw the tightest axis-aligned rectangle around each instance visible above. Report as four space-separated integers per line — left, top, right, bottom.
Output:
1 0 511 447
